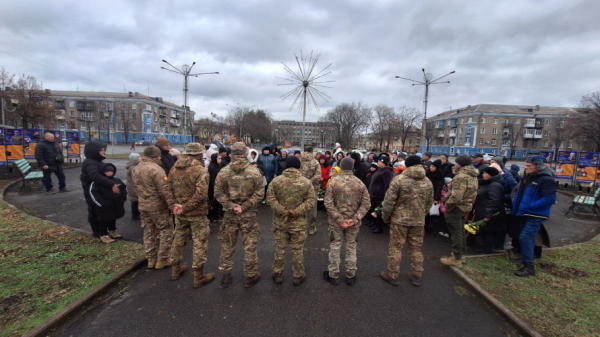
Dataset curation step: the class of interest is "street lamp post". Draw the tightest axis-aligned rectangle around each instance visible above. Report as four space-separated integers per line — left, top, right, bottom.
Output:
321 130 324 148
161 60 219 145
395 68 455 151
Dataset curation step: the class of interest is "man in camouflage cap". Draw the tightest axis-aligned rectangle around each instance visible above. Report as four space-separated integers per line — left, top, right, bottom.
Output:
300 147 322 235
214 142 265 288
323 157 371 286
440 155 479 268
168 142 216 287
266 156 316 286
132 146 181 269
380 155 433 287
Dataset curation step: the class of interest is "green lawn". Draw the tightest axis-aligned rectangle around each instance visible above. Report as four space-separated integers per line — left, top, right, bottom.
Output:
462 237 600 337
0 202 144 337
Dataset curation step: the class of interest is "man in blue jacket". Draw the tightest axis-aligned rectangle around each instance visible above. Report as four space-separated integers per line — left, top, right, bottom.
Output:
511 156 556 277
257 146 278 204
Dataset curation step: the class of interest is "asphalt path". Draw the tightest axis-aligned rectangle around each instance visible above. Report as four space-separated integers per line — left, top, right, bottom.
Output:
4 160 596 337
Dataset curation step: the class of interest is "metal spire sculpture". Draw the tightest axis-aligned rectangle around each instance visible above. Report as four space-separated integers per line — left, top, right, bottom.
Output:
278 50 334 150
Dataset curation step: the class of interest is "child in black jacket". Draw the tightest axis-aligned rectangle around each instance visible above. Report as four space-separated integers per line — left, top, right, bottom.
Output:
90 163 127 243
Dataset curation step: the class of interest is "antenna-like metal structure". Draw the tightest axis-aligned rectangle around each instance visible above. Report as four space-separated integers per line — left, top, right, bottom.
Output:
161 60 219 146
278 51 334 150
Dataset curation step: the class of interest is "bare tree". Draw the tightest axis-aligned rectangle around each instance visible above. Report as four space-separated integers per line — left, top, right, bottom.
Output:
6 75 53 129
369 104 396 151
572 92 600 152
118 102 137 144
548 113 572 162
504 119 522 159
322 102 370 150
423 121 436 151
244 109 273 145
396 106 422 151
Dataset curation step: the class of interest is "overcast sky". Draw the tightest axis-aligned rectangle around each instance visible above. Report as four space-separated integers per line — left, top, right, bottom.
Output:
1 0 598 122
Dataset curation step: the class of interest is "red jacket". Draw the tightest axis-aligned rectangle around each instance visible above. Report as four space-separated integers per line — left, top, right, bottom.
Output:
320 164 332 189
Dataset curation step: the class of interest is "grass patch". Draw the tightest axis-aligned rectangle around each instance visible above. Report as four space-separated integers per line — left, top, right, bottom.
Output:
462 237 600 337
0 202 144 337
103 153 132 159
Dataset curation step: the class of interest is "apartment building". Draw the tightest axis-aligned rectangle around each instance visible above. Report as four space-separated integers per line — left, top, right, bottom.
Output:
43 91 194 144
425 104 578 158
272 120 337 148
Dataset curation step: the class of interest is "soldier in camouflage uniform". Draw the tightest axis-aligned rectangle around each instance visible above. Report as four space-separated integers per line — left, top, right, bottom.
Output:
440 155 479 268
300 147 322 235
214 142 265 288
380 155 433 287
168 143 215 288
266 156 316 286
323 157 371 286
131 146 180 269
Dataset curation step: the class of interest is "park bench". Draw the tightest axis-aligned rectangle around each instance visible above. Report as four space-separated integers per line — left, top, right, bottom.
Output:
564 188 600 219
12 159 44 193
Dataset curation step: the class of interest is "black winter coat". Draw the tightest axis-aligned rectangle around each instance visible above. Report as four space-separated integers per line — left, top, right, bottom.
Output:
351 153 370 185
473 174 506 233
81 142 114 193
160 147 176 176
426 169 445 202
368 166 395 199
208 153 221 202
90 164 127 222
440 162 455 178
34 139 63 171
276 154 288 175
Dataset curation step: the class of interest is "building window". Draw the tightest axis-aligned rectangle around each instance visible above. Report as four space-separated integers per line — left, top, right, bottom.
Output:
69 101 75 108
132 103 137 109
459 128 462 134
468 117 473 123
545 119 551 126
493 118 498 124
515 119 520 124
492 128 498 134
480 127 485 134
481 117 486 123
544 141 549 147
120 123 124 129
491 139 496 145
567 141 573 148
479 139 484 145
70 111 75 117
461 118 465 124
146 104 152 110
544 131 550 136
505 118 510 124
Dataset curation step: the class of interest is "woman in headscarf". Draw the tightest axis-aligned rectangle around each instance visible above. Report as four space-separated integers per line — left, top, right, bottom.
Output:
204 143 218 169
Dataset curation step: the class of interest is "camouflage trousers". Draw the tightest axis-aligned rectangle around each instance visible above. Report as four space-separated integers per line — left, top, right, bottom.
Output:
218 212 260 277
387 224 425 279
272 229 307 278
328 224 359 279
140 210 174 261
171 216 210 269
307 190 318 231
446 208 467 259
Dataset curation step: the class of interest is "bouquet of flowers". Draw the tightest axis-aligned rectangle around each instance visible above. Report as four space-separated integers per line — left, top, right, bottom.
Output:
317 186 325 202
371 202 385 218
464 212 500 234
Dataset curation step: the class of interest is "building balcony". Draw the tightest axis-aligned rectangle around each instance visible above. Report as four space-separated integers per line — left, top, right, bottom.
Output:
449 131 457 137
523 129 543 139
436 122 446 129
436 132 445 137
523 119 536 128
449 120 458 127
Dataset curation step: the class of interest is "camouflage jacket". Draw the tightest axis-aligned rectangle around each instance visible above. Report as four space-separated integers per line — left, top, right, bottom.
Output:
214 156 264 214
382 165 434 226
324 171 371 226
168 155 210 218
131 157 175 212
300 152 322 192
445 165 479 212
266 168 316 231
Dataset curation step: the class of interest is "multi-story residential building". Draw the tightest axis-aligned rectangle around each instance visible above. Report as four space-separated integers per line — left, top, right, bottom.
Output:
365 127 421 153
272 120 337 148
41 91 194 144
424 104 579 158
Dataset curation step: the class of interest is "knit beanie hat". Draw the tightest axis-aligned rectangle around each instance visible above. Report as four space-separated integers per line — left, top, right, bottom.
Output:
379 156 390 166
219 147 227 154
104 164 116 172
444 177 453 185
483 167 500 176
526 155 547 170
424 152 433 158
455 155 472 167
491 156 505 169
431 159 442 169
129 153 140 161
286 156 301 170
155 137 169 148
405 155 422 168
143 146 160 158
340 157 354 171
398 153 407 159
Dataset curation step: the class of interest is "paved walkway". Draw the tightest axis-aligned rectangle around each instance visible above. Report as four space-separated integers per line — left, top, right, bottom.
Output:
4 161 598 336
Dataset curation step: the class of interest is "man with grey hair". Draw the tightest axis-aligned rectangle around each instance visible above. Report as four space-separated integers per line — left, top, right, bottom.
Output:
511 156 556 277
438 154 455 178
35 132 67 194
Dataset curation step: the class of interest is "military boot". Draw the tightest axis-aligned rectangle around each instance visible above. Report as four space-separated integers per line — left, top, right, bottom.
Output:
293 274 306 286
171 263 188 281
514 264 535 277
244 272 261 288
193 266 215 288
155 259 172 270
221 272 232 288
379 271 400 286
451 252 466 264
147 259 157 269
408 273 421 287
272 272 283 284
440 256 463 268
323 271 339 285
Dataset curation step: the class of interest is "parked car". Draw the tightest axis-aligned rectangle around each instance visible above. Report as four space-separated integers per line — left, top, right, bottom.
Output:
135 140 150 146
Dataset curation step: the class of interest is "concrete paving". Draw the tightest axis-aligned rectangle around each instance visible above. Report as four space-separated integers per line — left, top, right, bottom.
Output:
4 161 598 337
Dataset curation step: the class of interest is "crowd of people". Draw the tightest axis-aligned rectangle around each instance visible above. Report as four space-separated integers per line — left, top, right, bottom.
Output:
71 138 557 289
